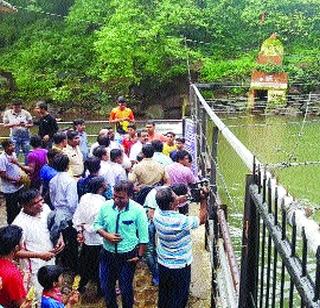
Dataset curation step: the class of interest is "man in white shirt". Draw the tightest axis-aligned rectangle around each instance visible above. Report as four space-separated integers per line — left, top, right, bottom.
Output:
90 128 131 169
106 140 131 170
90 146 127 198
129 129 149 162
101 149 127 191
49 154 78 272
89 129 109 157
13 189 64 298
0 139 23 224
73 177 106 294
3 100 33 163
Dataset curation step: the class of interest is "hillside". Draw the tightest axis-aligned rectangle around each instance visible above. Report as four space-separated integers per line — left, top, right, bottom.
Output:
0 0 320 114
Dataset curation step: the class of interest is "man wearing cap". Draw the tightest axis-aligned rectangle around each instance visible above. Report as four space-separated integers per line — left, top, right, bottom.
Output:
109 96 135 135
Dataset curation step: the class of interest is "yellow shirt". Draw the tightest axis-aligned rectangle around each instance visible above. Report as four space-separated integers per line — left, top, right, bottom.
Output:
162 143 177 156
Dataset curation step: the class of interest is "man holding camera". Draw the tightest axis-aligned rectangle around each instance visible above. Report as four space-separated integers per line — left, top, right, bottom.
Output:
153 186 208 308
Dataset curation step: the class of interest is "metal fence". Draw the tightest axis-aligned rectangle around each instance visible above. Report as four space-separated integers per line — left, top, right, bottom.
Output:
190 85 240 307
240 167 320 307
190 83 320 307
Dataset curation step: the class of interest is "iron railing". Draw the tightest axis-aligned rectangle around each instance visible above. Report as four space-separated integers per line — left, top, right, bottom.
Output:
190 84 240 307
240 167 320 308
190 83 320 308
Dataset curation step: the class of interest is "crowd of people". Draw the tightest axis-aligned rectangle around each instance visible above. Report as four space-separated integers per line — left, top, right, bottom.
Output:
0 96 208 308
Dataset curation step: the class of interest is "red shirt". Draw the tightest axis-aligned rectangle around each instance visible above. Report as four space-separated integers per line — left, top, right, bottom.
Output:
122 137 136 155
0 259 26 307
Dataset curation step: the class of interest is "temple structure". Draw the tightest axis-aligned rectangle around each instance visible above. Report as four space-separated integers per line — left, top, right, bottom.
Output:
248 34 288 109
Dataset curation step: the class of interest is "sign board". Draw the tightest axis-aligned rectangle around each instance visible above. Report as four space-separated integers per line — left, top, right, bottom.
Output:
250 71 288 90
184 118 198 176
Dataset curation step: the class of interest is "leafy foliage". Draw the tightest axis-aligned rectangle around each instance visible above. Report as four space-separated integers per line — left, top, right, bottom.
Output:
0 0 320 108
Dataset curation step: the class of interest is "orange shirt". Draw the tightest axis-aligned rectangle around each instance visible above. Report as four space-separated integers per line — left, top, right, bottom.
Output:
109 107 135 132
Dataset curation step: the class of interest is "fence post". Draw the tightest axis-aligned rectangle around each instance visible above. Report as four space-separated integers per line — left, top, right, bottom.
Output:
239 174 259 308
200 108 207 177
201 107 207 153
205 125 219 250
211 126 219 196
210 125 219 308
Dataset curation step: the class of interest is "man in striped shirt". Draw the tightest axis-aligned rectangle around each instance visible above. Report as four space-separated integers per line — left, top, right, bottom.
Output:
153 186 208 308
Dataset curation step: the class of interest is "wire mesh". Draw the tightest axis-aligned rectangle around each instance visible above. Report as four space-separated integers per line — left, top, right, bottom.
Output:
198 96 320 259
194 85 320 306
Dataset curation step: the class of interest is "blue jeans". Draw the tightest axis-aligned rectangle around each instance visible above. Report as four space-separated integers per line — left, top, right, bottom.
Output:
11 134 29 163
158 264 191 308
145 221 159 282
99 249 137 308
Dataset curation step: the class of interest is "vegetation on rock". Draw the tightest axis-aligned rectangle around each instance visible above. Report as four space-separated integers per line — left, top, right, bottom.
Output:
0 0 319 109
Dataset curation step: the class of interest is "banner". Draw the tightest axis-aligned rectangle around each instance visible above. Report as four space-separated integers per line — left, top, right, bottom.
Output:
184 118 198 176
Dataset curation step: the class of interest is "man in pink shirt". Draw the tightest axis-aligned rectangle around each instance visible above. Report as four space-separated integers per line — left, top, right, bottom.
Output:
145 121 166 142
165 150 197 186
165 150 198 215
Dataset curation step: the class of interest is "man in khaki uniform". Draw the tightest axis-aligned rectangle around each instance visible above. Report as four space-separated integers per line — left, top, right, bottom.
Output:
129 144 169 187
64 130 83 178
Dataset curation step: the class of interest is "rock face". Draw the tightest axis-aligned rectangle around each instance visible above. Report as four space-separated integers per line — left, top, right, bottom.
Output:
133 76 189 119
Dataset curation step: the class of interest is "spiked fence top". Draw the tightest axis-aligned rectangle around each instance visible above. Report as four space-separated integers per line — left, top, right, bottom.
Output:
0 0 17 13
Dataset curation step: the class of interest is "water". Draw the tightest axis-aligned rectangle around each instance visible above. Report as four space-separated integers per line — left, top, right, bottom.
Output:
213 114 320 256
211 114 320 305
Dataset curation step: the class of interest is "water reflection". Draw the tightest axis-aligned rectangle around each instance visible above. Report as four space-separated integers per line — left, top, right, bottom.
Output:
209 114 320 256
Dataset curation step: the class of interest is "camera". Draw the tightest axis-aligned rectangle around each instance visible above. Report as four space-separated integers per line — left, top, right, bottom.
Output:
187 179 209 202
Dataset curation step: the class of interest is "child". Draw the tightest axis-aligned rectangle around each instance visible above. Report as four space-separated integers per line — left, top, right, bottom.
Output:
38 265 79 308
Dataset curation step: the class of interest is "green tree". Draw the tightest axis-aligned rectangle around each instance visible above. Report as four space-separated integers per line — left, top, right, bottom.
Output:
1 0 320 108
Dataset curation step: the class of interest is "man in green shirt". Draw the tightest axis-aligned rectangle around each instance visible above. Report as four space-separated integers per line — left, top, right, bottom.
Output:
94 180 148 308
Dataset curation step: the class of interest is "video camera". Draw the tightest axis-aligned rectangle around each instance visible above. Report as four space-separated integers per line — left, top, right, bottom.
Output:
187 179 210 202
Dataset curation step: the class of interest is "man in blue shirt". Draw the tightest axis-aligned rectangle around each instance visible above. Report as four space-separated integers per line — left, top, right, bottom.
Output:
154 186 208 308
73 119 89 160
94 180 148 308
151 140 173 167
